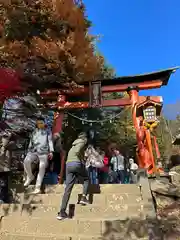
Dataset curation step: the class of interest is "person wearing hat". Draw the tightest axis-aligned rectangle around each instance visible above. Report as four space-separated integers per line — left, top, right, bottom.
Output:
23 116 54 194
57 132 89 220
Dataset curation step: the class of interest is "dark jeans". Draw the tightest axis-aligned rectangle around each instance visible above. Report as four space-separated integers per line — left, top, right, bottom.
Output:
109 170 125 183
129 170 138 183
0 172 9 203
52 152 61 174
43 172 58 185
88 166 98 184
99 171 109 184
60 162 89 212
47 152 61 174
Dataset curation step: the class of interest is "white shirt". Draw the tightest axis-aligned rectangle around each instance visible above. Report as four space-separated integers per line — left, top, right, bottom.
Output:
28 129 54 154
111 154 124 171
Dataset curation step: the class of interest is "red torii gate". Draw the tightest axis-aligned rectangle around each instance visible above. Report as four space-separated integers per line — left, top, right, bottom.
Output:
40 67 179 181
0 66 179 182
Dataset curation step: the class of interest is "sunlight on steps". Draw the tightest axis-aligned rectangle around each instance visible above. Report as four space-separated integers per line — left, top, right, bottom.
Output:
0 184 156 240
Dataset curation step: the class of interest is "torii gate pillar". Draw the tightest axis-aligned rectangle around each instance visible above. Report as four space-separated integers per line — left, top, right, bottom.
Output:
128 87 155 173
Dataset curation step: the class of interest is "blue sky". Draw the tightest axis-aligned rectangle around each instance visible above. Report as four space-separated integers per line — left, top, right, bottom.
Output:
84 0 180 116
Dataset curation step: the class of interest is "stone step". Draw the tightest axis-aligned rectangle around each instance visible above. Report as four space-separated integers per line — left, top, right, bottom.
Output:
0 233 149 240
12 184 141 195
13 192 143 206
1 233 75 240
0 217 152 239
0 233 101 240
0 203 154 219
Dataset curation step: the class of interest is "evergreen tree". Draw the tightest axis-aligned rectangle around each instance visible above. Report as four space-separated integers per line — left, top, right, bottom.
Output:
154 115 175 166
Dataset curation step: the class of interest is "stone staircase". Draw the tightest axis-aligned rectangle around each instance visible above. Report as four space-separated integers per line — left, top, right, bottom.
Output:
0 183 157 240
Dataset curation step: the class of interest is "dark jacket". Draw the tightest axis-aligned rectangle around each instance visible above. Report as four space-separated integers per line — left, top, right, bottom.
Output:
53 135 62 153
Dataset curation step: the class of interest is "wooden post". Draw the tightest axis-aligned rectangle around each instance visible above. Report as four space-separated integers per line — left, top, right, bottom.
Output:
53 95 66 135
145 129 155 173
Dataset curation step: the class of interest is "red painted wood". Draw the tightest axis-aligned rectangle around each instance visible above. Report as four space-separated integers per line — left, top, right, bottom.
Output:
53 95 65 134
153 135 161 159
129 89 156 173
39 96 163 110
56 98 132 110
40 80 163 97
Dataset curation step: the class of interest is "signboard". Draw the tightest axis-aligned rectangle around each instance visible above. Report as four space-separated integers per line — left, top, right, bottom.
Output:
89 81 102 107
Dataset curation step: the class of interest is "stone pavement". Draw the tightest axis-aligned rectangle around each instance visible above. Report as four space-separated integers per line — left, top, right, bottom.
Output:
0 183 158 240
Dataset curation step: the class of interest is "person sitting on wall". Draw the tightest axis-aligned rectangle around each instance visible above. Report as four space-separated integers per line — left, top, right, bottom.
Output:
23 116 54 194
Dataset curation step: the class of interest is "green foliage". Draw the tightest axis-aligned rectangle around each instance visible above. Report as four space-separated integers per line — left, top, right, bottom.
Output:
154 115 175 165
63 94 136 157
62 59 119 152
98 107 136 156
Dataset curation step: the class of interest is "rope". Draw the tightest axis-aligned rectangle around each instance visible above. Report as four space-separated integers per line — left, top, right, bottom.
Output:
66 107 130 124
1 106 131 124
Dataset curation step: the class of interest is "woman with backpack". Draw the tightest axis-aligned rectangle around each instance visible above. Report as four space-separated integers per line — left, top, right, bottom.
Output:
57 132 89 220
84 146 104 184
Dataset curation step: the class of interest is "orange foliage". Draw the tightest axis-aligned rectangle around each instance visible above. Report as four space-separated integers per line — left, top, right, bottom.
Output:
0 0 102 85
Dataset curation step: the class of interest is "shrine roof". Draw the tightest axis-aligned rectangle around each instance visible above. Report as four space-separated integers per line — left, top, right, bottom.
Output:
79 67 179 86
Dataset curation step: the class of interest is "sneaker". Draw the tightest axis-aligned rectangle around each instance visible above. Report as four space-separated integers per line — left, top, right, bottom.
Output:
79 196 89 205
24 176 34 187
57 212 68 220
32 187 41 194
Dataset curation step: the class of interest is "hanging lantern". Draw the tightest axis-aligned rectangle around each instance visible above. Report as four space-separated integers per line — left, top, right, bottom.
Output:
137 97 162 132
143 106 156 123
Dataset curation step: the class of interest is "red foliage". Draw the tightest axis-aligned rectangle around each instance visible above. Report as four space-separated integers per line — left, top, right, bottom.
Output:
0 68 23 101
